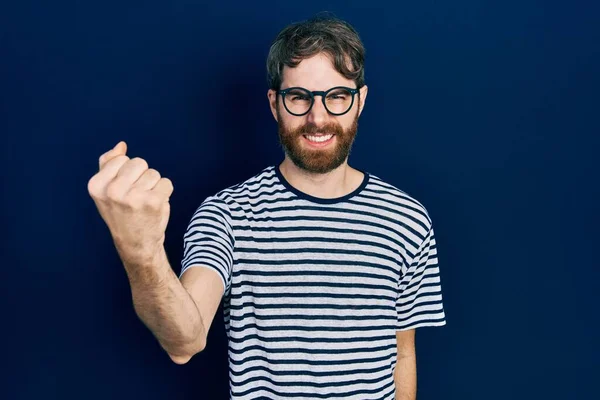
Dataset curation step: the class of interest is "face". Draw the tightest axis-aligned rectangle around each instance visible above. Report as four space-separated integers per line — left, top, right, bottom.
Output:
268 53 368 174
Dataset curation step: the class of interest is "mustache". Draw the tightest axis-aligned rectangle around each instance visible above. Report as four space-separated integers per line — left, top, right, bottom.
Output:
294 122 344 136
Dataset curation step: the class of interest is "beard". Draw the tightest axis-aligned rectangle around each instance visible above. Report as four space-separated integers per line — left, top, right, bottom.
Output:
276 104 359 174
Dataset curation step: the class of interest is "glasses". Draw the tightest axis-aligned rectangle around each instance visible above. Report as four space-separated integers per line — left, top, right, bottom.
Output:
277 86 359 116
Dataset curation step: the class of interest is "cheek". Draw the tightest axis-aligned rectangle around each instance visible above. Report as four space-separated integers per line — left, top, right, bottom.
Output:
337 115 355 130
279 114 305 132
276 103 289 124
343 107 360 127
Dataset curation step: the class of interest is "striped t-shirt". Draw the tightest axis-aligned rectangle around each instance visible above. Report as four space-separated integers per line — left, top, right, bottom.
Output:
180 165 446 400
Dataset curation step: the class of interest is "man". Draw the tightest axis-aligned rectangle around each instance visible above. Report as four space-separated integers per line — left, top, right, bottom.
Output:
88 14 446 400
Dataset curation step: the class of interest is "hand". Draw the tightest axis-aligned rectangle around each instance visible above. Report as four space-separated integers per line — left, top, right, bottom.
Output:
87 141 174 264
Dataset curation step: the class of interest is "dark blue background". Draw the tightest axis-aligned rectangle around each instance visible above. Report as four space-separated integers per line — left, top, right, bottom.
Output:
1 1 598 399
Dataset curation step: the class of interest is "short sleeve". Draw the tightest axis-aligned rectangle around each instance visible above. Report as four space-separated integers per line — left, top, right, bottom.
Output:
396 225 447 331
180 195 235 294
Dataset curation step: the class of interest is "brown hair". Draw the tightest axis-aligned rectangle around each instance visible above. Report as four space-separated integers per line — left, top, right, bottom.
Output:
266 12 366 90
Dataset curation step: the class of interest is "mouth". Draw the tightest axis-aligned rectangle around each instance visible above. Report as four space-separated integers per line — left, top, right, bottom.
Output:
302 133 335 147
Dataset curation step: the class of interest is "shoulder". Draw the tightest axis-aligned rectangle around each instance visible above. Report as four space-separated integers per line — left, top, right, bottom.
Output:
364 171 433 230
200 165 278 208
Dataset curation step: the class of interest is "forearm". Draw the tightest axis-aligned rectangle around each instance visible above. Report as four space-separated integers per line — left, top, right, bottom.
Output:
119 244 206 361
394 354 417 400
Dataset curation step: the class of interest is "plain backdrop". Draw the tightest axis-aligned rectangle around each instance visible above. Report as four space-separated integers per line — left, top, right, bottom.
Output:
1 1 598 399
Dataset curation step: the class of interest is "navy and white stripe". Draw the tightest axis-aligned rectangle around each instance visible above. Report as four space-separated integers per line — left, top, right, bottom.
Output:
180 165 446 400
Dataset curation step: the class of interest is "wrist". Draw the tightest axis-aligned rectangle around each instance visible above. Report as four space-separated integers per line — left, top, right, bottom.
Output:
122 246 170 290
114 236 166 269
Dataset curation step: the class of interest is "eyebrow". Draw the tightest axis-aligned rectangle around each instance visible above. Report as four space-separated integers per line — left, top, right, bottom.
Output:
282 86 352 92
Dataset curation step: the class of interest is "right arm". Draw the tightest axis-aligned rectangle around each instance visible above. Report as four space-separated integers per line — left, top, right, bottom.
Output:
88 141 224 364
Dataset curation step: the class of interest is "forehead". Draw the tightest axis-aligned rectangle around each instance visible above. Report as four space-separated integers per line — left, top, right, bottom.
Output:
281 53 354 90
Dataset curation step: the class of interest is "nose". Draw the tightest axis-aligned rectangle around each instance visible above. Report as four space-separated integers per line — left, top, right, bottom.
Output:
306 95 328 127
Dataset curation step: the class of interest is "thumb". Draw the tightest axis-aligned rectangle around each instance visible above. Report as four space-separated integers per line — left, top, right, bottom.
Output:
99 141 128 170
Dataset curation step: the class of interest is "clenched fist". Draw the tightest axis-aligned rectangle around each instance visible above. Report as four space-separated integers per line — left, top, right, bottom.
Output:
87 141 174 265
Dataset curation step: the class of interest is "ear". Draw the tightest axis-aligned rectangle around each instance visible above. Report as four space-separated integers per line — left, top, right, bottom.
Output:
358 85 368 116
267 89 278 122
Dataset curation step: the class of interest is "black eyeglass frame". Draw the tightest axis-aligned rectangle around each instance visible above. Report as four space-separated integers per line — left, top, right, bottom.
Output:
276 86 360 116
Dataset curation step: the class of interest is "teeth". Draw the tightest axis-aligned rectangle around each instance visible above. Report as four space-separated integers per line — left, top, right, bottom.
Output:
305 134 333 143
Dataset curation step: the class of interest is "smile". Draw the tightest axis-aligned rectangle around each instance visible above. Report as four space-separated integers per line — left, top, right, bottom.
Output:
302 134 335 146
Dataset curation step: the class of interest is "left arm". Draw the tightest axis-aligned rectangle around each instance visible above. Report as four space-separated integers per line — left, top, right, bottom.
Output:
394 329 417 400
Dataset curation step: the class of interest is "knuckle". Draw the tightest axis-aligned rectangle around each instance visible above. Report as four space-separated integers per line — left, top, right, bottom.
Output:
125 190 157 211
101 154 129 171
151 194 164 208
105 182 125 202
161 177 174 192
87 176 100 197
131 157 149 170
146 168 161 179
124 189 143 207
108 155 129 167
145 193 163 210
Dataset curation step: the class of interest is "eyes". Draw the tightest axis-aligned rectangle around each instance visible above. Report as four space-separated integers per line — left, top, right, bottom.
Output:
289 92 310 101
279 86 357 116
287 89 350 102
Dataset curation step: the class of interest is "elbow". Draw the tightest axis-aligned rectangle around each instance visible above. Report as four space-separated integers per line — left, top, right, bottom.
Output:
167 337 207 365
169 353 193 365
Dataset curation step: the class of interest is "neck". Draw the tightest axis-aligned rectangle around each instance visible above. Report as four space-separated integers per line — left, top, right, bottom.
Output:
278 158 363 199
